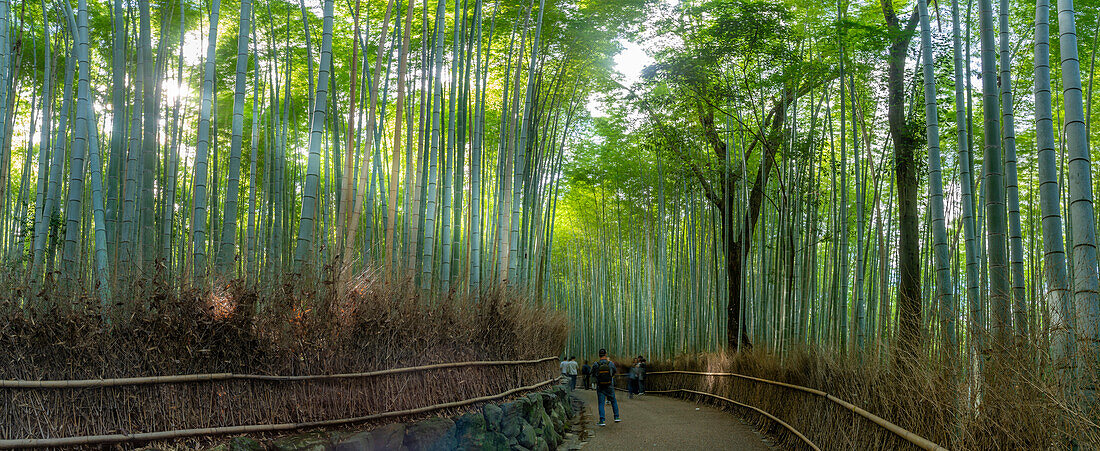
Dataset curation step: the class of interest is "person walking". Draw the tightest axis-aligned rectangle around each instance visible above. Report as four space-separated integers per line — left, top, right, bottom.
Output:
564 356 579 391
637 357 646 395
593 349 620 426
558 356 576 391
628 356 640 399
581 360 592 390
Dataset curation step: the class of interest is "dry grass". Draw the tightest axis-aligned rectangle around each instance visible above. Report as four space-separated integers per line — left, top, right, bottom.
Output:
0 269 568 444
644 346 1100 450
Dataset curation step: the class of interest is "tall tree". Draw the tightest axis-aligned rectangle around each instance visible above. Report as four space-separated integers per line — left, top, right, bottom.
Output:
138 0 158 272
386 0 414 280
979 0 1012 347
1034 0 1075 379
1057 0 1100 364
216 0 254 276
919 0 956 353
880 0 922 353
420 0 447 291
31 0 55 278
105 0 126 252
951 0 983 360
344 0 395 270
293 0 336 269
245 14 261 281
838 8 850 351
1000 0 1027 340
192 0 221 284
469 0 491 294
60 0 87 274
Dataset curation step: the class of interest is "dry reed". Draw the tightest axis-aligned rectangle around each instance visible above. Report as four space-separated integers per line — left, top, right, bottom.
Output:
643 347 1100 449
0 269 568 446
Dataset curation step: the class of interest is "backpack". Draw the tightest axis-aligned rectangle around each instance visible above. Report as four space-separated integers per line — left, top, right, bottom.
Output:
594 360 613 387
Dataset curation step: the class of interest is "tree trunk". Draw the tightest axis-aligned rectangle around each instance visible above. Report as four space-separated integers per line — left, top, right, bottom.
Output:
881 1 922 353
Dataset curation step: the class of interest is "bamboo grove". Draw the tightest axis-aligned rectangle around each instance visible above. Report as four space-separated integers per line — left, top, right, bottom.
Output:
551 0 1100 388
0 0 648 312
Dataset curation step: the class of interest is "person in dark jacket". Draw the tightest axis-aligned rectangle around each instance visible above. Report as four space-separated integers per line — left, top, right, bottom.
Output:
592 349 620 426
581 360 592 390
628 356 640 398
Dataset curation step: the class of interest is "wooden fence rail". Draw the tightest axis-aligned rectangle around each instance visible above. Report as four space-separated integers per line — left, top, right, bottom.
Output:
0 356 558 388
646 370 947 451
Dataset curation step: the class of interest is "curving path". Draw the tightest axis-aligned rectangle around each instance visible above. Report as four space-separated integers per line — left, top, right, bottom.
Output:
573 387 773 450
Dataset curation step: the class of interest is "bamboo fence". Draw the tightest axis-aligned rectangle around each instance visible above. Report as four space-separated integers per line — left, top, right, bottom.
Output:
646 370 947 451
0 356 559 447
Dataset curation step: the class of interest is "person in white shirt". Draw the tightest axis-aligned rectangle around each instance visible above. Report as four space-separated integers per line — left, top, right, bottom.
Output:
561 356 579 391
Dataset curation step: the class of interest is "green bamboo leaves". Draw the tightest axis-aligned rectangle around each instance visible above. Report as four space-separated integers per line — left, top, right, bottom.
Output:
549 0 1100 381
1 0 602 326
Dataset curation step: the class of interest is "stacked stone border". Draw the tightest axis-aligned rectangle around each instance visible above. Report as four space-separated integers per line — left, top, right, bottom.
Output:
219 383 580 451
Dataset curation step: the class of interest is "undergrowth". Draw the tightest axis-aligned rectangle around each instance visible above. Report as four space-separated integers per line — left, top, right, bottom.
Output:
647 347 1100 449
0 269 568 443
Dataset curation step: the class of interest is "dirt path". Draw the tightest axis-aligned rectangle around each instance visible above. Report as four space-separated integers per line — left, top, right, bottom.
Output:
572 387 773 450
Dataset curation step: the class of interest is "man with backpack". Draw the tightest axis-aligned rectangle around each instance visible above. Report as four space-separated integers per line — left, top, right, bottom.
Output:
592 349 620 426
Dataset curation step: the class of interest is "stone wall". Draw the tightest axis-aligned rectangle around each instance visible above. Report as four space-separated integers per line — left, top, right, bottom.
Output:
217 384 579 451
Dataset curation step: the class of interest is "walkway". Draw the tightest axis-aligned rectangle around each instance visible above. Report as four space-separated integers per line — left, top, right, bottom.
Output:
573 387 772 450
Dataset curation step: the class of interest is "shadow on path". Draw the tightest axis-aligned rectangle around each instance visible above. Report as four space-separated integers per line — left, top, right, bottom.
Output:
572 388 773 450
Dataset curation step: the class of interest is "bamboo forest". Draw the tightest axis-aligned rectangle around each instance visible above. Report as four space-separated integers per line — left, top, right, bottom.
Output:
2 0 1100 447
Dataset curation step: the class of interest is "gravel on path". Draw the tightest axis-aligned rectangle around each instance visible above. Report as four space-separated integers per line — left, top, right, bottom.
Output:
572 387 773 450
